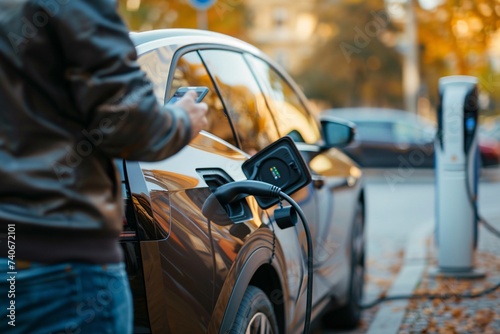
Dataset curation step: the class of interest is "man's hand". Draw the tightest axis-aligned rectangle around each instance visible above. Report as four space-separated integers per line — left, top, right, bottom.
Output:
176 90 209 140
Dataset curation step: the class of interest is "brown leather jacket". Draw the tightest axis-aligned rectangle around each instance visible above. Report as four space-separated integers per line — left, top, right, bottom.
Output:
0 0 192 263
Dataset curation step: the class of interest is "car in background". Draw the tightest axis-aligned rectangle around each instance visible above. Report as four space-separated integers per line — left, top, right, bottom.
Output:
324 108 500 168
119 29 366 334
481 115 500 141
478 132 500 167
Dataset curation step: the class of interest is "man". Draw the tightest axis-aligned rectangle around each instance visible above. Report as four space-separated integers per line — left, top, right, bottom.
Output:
0 0 208 333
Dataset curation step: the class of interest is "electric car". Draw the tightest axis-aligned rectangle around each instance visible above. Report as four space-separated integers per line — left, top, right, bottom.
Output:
119 29 365 334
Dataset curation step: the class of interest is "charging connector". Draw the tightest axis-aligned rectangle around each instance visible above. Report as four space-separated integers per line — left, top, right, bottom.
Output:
202 180 313 334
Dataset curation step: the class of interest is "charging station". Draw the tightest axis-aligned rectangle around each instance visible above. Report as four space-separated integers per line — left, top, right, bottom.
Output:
433 75 485 278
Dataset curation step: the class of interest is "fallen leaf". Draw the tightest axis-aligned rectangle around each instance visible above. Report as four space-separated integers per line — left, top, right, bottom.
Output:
450 307 463 318
438 327 456 334
474 309 494 327
432 298 442 307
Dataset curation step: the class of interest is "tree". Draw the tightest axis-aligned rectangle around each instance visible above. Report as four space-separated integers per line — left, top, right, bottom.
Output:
117 0 248 39
296 0 404 109
416 0 500 115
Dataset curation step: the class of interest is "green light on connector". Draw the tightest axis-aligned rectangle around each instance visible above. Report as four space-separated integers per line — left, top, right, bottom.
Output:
270 166 281 180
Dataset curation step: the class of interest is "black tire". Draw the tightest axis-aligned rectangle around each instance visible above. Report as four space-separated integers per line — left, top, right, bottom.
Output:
230 286 279 334
323 200 365 329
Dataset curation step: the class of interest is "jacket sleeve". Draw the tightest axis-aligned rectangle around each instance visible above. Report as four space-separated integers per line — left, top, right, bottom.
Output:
47 0 192 161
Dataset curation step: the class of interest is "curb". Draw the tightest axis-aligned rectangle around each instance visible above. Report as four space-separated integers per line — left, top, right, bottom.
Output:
365 222 433 334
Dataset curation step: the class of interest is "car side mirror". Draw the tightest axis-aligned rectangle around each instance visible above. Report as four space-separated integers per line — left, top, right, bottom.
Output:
320 116 356 148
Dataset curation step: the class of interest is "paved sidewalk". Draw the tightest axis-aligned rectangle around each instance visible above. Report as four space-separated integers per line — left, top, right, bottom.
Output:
367 221 500 334
366 223 431 334
323 168 500 334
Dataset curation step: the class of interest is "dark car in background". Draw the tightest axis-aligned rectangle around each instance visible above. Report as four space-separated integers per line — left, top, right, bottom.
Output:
481 115 500 141
118 29 366 334
479 115 500 166
324 108 500 168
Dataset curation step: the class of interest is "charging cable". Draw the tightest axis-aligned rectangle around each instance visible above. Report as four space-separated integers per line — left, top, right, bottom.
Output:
463 132 500 239
465 164 500 239
278 191 313 334
203 180 313 334
359 280 500 309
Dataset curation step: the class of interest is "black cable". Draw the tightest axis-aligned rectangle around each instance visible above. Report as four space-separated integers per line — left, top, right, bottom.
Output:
278 192 313 334
464 149 500 239
480 217 500 238
359 279 500 309
465 150 480 248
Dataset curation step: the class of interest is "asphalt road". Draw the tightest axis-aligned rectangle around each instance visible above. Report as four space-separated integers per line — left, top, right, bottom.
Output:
319 166 500 334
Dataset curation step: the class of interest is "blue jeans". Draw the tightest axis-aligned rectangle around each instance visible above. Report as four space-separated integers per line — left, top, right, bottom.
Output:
0 259 132 334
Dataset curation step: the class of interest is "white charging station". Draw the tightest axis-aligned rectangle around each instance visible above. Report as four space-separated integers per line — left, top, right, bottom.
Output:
433 75 485 278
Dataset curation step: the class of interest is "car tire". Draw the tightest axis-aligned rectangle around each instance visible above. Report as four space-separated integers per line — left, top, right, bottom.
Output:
230 285 279 334
323 200 365 329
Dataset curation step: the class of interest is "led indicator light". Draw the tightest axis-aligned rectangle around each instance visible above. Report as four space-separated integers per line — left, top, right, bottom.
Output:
270 166 281 180
466 118 475 132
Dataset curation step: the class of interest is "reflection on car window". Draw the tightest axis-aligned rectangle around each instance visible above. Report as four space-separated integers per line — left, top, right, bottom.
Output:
245 54 320 144
169 51 237 147
200 50 280 154
137 46 176 103
355 121 394 143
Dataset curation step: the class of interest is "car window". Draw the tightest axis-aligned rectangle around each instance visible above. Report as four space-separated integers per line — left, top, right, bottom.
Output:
393 122 420 144
199 50 280 155
393 121 435 144
355 121 394 143
169 51 237 147
137 46 176 104
421 123 437 142
244 54 321 144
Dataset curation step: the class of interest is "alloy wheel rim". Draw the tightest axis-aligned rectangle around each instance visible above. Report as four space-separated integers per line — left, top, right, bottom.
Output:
245 312 273 334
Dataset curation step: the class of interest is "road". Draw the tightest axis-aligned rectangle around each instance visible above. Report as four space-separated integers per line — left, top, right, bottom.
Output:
320 167 500 334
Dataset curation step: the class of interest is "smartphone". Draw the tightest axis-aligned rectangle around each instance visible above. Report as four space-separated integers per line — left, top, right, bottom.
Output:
167 86 209 104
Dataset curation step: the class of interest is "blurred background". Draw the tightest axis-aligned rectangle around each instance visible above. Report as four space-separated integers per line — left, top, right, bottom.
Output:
118 0 500 130
116 3 500 332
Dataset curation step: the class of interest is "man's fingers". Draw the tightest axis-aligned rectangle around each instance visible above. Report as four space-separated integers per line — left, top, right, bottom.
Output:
183 90 198 100
197 102 208 112
170 89 209 139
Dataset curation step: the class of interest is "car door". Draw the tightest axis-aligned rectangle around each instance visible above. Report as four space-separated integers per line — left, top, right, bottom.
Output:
198 49 315 329
166 48 309 333
243 54 360 309
128 46 260 334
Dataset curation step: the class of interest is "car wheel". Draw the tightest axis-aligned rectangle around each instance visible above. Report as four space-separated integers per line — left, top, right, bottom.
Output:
323 200 365 329
230 285 279 334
